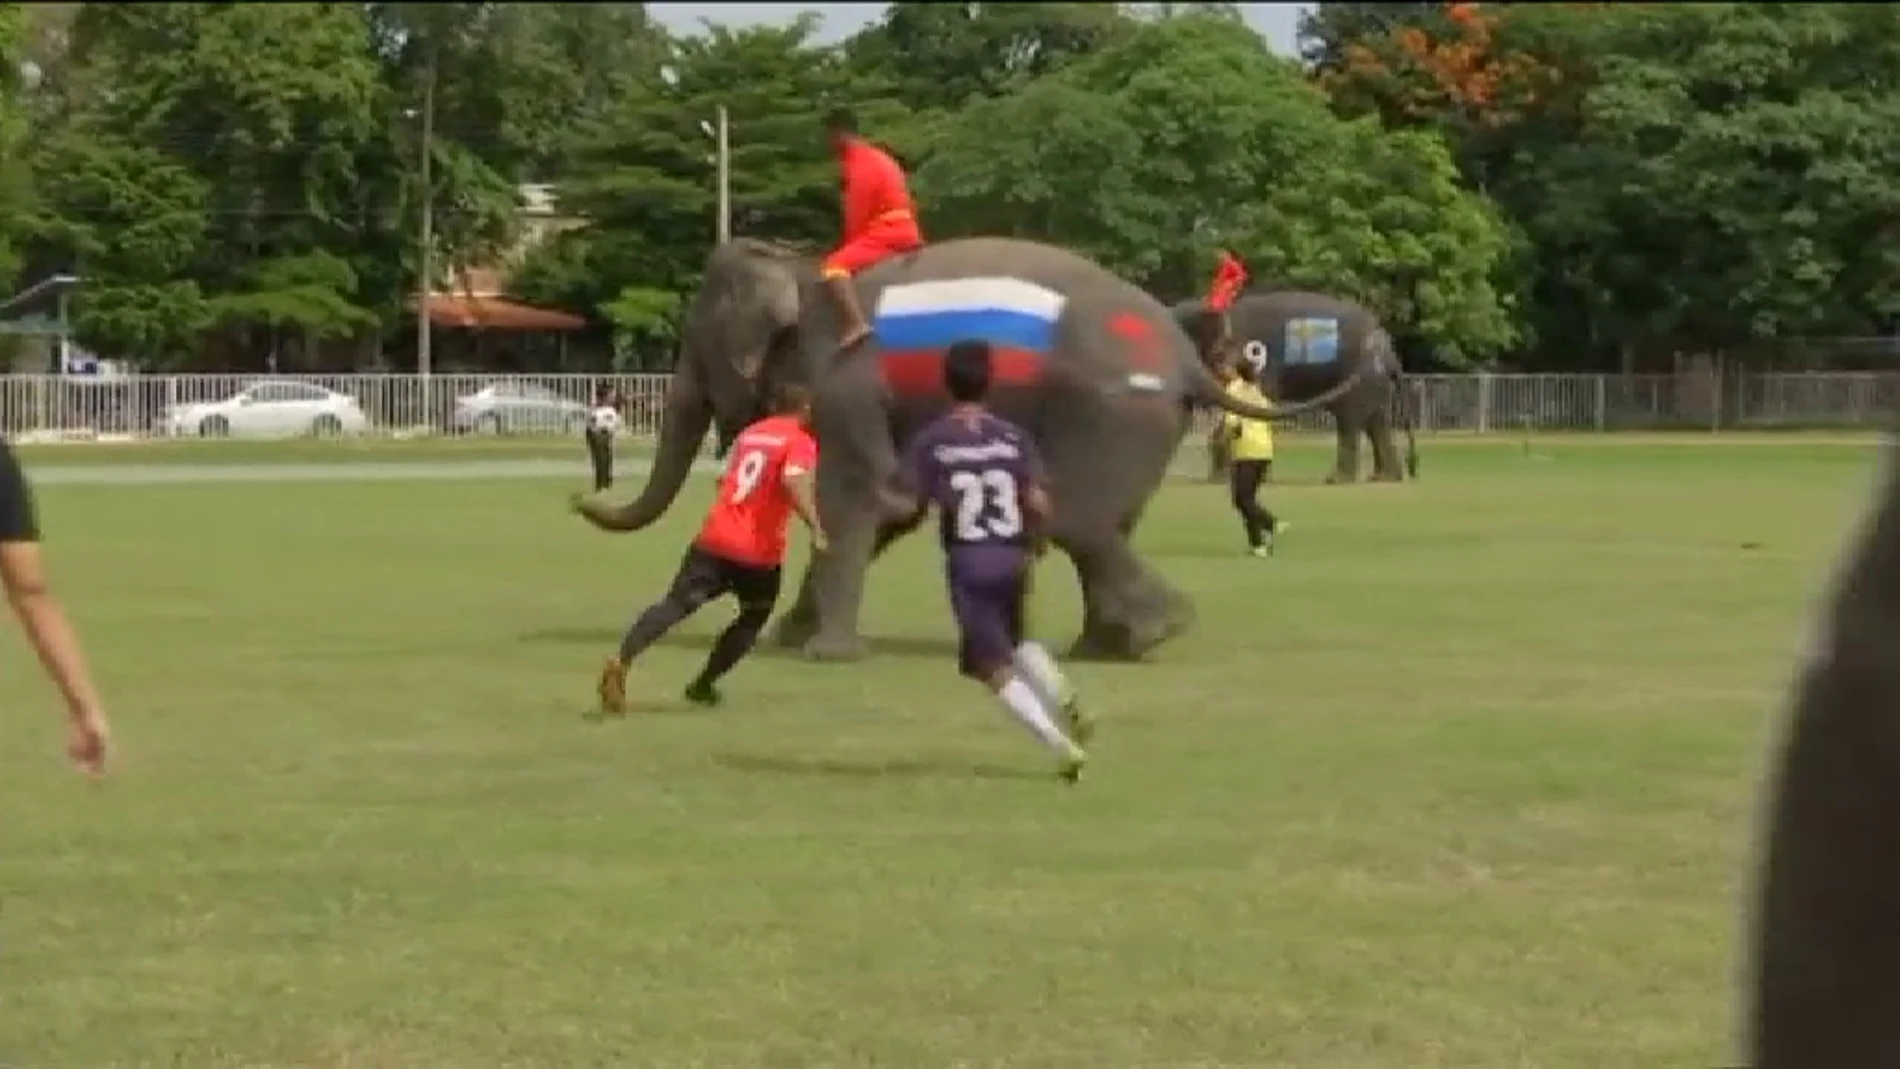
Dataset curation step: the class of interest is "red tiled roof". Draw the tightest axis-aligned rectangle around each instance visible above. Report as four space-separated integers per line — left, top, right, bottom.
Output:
414 295 587 331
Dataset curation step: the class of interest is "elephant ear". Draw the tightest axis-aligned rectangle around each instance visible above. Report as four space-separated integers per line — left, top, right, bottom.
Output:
738 258 806 385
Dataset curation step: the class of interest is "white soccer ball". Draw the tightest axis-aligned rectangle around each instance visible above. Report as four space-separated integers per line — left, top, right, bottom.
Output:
589 406 622 435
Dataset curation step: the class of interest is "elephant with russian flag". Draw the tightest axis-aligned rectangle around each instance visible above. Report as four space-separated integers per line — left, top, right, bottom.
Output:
574 236 1352 662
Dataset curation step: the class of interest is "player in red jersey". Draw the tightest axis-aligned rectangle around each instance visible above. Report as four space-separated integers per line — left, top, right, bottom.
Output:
585 383 827 713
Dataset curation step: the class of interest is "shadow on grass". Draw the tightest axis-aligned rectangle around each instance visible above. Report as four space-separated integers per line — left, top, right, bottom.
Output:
517 626 958 661
712 750 1045 782
579 700 709 721
1165 473 1396 489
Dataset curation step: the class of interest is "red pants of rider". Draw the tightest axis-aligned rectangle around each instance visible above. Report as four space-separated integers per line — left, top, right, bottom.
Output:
821 218 923 280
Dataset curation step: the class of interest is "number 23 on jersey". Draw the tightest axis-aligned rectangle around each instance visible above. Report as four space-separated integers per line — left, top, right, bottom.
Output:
950 468 1024 542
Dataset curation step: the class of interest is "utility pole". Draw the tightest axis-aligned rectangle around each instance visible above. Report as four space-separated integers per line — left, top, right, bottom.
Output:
715 105 731 243
417 48 438 419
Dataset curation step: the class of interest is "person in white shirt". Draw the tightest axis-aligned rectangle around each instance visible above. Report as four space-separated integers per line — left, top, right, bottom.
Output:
585 383 622 491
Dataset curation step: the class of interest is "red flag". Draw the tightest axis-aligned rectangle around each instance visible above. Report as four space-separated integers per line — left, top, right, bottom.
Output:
1206 251 1248 313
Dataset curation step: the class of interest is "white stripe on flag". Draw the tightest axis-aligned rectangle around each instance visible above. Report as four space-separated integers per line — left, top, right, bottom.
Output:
875 277 1067 322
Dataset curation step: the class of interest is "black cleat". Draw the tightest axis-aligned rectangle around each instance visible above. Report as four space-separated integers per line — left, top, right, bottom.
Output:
684 681 723 707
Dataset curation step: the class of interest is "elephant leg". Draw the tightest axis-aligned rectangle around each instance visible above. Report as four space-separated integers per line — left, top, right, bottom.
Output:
873 505 930 557
1326 415 1361 484
1038 414 1196 661
766 378 902 661
771 508 923 652
785 476 881 661
1366 406 1406 482
1055 527 1196 662
771 567 822 649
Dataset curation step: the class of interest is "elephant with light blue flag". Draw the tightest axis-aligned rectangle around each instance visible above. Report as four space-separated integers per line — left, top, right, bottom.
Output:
1174 290 1419 484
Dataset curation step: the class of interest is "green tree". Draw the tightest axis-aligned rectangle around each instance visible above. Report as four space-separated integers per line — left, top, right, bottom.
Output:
28 4 391 366
848 3 1130 112
918 13 1517 362
514 4 669 178
514 17 903 364
1298 2 1448 75
1487 4 1900 365
370 3 661 185
0 1 32 291
366 3 518 300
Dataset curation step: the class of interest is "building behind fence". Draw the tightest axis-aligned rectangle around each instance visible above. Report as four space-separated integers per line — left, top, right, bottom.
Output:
3 372 1897 441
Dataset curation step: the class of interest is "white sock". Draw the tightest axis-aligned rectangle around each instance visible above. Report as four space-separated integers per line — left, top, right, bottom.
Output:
1012 641 1073 709
995 676 1076 755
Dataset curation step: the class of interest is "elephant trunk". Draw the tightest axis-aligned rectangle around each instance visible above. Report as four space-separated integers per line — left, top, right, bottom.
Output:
575 369 712 533
1182 350 1370 422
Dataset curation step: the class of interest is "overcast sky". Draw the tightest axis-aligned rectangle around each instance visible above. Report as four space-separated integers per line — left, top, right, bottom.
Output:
648 3 1311 55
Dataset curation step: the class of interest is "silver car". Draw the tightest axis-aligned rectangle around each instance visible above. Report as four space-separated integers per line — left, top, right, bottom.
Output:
162 381 371 439
451 381 589 436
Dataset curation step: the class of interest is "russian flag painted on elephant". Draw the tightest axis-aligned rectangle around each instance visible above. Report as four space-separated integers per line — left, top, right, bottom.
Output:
872 277 1067 395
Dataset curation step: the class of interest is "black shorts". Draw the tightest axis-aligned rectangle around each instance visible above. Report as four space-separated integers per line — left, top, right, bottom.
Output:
1230 458 1270 495
667 544 783 612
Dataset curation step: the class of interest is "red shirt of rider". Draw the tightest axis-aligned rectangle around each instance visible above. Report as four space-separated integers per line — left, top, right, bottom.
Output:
1207 251 1249 313
822 136 924 280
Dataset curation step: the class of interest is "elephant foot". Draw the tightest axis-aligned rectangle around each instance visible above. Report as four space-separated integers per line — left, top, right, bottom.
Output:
1156 592 1198 646
1068 593 1196 662
1324 471 1358 486
801 632 868 663
1068 624 1135 662
1371 470 1405 484
769 610 818 650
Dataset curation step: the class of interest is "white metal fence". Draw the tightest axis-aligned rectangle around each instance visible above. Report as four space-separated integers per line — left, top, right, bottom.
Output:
2 372 1896 441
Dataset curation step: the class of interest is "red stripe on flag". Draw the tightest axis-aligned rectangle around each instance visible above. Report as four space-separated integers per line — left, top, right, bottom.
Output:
1109 312 1166 371
879 348 1044 396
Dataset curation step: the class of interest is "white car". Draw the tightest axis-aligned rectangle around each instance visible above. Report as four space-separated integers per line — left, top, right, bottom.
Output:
163 381 370 439
451 381 589 435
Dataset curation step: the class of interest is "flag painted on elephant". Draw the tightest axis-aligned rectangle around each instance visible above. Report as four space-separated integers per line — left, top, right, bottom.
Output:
1284 317 1341 367
872 277 1067 395
1109 311 1167 372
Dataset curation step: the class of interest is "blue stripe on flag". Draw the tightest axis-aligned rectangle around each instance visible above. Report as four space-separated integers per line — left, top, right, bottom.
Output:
873 308 1058 355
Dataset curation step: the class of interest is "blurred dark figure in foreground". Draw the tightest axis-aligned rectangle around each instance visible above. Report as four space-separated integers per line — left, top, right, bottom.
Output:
1749 440 1900 1067
0 437 111 776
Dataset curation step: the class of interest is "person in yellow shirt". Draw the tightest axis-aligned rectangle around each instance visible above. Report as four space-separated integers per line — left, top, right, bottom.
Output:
1217 354 1285 557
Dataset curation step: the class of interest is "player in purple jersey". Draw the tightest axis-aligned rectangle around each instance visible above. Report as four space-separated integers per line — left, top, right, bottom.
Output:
895 339 1093 782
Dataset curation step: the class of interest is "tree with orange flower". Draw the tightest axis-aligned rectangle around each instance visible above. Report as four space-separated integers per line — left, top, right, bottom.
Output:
1310 2 1565 135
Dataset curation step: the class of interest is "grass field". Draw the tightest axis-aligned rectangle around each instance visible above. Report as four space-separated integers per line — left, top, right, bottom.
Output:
0 434 1880 1068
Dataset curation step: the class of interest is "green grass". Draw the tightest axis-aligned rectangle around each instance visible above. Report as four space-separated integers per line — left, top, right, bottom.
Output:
11 435 593 467
0 435 1877 1067
7 427 1881 468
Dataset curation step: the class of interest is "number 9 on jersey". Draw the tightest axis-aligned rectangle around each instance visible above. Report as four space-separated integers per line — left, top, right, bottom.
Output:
728 449 768 503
